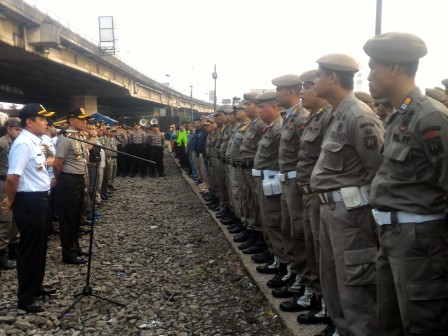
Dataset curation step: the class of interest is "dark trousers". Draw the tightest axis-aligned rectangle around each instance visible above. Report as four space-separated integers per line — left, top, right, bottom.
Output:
55 173 85 260
13 191 49 306
131 144 146 174
149 146 164 176
116 144 126 176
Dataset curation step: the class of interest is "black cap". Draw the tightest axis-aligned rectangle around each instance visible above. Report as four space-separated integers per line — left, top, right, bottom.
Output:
19 103 55 120
67 107 91 120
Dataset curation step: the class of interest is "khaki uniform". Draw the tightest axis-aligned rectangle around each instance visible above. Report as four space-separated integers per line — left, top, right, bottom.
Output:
221 122 238 213
278 104 309 277
310 93 384 336
106 136 118 184
296 103 333 297
371 89 448 336
225 122 242 218
215 124 229 208
229 121 250 226
0 135 19 251
55 130 89 260
253 116 287 263
239 118 267 231
207 128 220 193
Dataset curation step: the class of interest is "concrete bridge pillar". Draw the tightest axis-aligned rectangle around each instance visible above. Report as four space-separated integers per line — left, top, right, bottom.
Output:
71 95 98 115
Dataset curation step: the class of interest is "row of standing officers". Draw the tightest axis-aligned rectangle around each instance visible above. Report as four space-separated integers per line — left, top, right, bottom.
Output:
204 32 448 336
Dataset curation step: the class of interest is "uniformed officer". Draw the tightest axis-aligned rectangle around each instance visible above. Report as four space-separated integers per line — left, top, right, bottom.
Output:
147 124 165 177
252 91 289 289
296 69 334 335
220 106 240 224
214 106 232 215
0 118 21 270
227 101 251 234
310 53 384 336
106 126 118 189
442 78 448 95
129 122 147 177
53 107 91 265
2 103 55 313
237 93 268 254
267 75 310 305
204 113 222 209
364 32 448 336
354 91 375 111
425 88 448 107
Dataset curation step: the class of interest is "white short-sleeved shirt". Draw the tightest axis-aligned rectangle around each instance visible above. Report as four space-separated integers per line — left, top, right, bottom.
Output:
8 129 51 192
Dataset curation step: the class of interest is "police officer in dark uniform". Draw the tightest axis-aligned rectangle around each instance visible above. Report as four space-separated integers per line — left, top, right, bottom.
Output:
53 107 91 265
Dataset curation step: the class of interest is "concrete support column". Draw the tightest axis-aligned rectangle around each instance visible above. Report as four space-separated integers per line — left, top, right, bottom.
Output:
71 95 98 115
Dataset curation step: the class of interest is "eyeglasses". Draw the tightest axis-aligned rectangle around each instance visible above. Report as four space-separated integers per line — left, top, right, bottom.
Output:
13 127 22 131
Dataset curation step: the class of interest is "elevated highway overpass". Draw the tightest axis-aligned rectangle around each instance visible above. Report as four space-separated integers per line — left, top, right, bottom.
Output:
0 0 214 122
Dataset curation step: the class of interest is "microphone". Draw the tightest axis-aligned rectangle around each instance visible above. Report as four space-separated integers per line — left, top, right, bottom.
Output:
56 129 79 135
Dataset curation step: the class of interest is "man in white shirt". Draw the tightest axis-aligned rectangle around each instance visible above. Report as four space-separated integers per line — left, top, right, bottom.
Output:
1 103 55 313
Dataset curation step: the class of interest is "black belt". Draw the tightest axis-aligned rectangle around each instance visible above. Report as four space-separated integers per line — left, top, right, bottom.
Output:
61 172 85 177
0 175 6 181
238 161 254 169
17 190 50 197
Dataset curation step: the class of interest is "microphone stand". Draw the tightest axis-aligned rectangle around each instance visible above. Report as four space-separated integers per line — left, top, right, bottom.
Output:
58 133 152 318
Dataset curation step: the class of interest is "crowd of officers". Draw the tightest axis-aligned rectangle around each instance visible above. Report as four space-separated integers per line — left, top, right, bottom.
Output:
199 32 448 336
0 106 166 313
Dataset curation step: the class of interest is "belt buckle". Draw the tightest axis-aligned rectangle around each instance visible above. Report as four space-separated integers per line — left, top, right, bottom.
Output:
278 173 285 182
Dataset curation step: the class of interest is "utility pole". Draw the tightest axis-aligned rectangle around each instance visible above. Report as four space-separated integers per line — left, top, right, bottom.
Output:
375 0 382 35
212 64 218 114
190 85 193 122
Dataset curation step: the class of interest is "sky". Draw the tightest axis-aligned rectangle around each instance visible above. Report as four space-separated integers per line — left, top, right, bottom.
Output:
22 0 448 104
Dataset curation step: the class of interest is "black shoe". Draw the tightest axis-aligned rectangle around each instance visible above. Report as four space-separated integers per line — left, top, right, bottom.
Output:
205 200 217 206
210 205 221 212
17 303 45 313
280 292 318 312
228 226 244 234
298 303 331 325
107 184 117 191
242 245 266 254
130 173 136 177
207 201 219 209
251 250 274 264
256 261 279 274
141 173 146 178
267 270 289 289
220 217 239 226
233 231 249 243
159 173 166 177
0 253 16 270
62 256 87 265
312 323 335 335
272 276 301 298
101 195 108 201
238 236 257 250
36 287 57 299
77 250 90 257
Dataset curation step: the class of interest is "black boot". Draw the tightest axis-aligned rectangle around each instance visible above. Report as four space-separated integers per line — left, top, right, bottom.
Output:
0 249 16 270
8 242 19 260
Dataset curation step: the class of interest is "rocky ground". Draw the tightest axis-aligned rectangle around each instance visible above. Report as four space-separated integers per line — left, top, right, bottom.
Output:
0 154 290 336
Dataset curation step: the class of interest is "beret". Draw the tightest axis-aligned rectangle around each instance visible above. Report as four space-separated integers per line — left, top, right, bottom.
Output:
300 69 318 84
243 92 259 103
217 104 234 114
256 91 277 104
6 118 21 127
354 91 373 103
363 32 427 63
316 53 359 73
425 88 446 103
271 74 302 87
